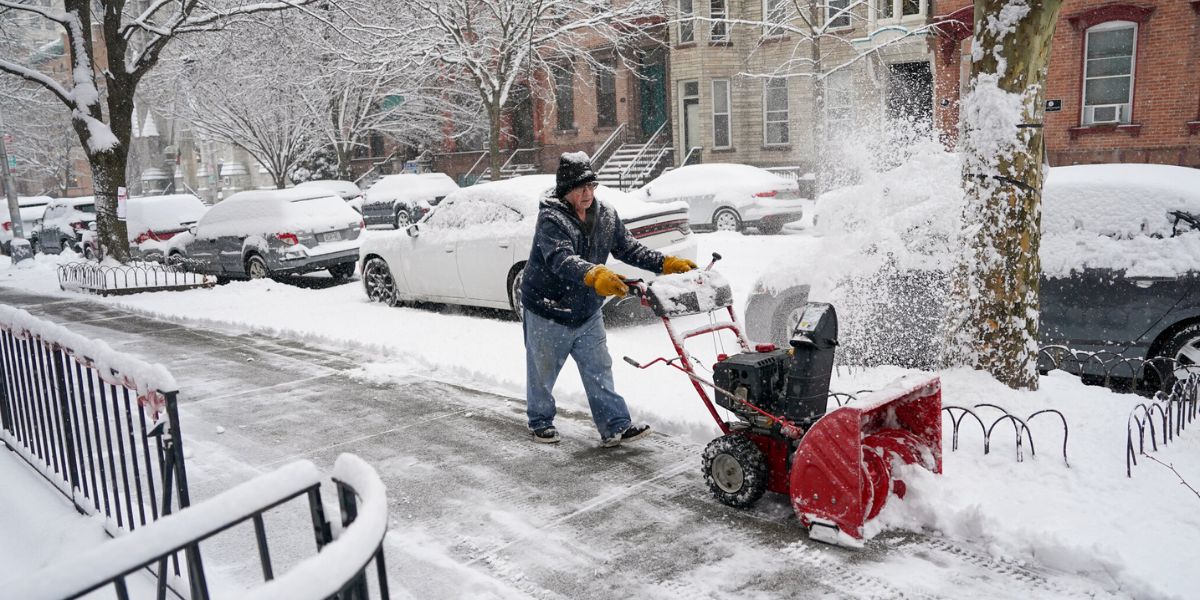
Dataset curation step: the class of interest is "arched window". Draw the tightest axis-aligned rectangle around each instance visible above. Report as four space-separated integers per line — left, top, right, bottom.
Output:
1082 20 1137 125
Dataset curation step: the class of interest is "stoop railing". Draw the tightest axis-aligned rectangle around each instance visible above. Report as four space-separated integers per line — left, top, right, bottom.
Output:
7 454 392 600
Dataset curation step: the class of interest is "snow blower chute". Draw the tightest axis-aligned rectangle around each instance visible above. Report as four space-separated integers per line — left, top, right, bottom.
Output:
623 254 942 547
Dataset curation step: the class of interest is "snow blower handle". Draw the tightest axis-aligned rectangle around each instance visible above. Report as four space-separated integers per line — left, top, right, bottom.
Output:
622 278 647 297
705 252 722 271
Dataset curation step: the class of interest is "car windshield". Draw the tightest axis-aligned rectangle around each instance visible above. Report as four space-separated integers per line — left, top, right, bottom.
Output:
76 204 96 214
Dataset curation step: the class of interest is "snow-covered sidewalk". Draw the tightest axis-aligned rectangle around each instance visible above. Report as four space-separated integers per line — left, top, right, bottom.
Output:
2 236 1199 598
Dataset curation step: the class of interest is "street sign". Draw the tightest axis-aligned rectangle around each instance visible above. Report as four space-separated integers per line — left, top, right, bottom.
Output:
1046 99 1062 112
117 186 127 220
5 156 13 169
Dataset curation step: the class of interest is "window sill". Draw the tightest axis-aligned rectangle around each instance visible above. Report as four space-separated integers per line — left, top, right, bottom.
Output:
711 147 736 153
759 35 790 45
556 128 580 136
1067 123 1142 140
1188 121 1200 135
708 40 733 47
674 42 697 50
762 144 792 151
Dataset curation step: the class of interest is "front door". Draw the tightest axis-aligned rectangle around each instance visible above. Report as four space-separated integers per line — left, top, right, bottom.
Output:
638 50 668 138
886 62 933 128
511 84 535 148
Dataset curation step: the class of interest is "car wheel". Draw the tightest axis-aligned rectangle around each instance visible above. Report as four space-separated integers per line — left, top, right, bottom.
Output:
394 209 412 230
702 434 768 509
29 236 40 254
1156 323 1200 387
713 208 742 233
329 261 356 282
246 254 270 280
83 245 96 260
509 265 525 321
363 257 399 306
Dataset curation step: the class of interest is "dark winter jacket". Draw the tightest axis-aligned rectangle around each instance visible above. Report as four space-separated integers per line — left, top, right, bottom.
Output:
521 192 664 327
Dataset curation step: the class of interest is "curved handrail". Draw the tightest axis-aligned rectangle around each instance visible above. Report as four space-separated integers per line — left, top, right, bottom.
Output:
619 120 669 190
591 122 627 170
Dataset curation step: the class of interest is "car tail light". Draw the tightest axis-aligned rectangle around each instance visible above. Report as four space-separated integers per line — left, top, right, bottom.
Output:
1 221 10 232
358 218 365 230
133 231 152 244
754 190 778 198
630 219 691 239
276 233 299 246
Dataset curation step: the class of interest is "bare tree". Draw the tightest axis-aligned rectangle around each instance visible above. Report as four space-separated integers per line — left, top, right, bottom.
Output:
0 85 80 196
0 0 324 261
944 0 1062 389
376 0 666 179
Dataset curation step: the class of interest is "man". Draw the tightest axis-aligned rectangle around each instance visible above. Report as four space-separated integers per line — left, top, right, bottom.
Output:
521 151 697 446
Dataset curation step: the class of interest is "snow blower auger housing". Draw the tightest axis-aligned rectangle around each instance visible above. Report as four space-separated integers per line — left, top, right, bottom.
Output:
622 254 942 548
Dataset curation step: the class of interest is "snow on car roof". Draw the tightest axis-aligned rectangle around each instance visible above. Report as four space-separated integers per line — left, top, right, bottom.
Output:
127 194 207 234
295 180 361 196
644 163 793 190
201 190 357 237
451 174 686 221
1043 163 1200 238
224 188 341 205
366 173 459 200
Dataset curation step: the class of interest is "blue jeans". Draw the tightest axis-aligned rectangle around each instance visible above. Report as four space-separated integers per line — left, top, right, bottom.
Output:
524 307 632 439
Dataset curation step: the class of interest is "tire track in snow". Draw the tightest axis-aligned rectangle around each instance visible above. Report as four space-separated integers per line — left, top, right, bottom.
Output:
783 543 941 600
909 537 1120 599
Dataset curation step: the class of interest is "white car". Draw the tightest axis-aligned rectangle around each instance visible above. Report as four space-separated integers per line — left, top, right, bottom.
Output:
359 175 697 319
294 180 365 214
361 173 460 229
80 194 209 260
0 195 53 254
639 163 806 234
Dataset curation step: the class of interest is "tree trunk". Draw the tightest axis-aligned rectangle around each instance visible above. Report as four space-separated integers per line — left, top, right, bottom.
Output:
809 5 825 197
946 0 1062 390
90 150 131 262
488 100 502 181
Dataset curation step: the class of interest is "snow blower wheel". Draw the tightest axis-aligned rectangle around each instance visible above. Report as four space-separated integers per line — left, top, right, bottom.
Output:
702 434 768 508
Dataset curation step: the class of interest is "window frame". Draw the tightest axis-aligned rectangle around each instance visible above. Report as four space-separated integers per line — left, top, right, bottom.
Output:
763 0 788 38
711 79 732 149
554 62 576 131
710 0 729 43
595 58 618 128
827 0 852 29
762 77 790 146
679 0 696 43
1080 20 1137 126
874 0 926 22
823 71 855 139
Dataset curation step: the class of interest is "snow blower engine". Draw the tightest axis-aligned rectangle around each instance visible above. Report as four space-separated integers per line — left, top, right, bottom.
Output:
623 257 942 548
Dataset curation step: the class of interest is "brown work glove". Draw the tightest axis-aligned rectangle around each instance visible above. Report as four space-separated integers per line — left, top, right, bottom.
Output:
662 256 698 274
584 265 629 297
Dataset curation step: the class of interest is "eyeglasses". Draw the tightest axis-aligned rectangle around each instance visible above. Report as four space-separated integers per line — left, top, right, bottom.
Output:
584 182 599 190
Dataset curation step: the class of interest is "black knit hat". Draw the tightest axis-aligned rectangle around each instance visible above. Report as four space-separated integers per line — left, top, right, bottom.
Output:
555 151 597 199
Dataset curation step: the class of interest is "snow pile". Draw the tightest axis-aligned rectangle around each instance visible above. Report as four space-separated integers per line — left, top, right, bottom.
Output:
199 190 360 238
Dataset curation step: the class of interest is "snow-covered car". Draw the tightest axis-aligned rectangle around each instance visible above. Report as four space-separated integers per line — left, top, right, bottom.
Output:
638 164 806 234
361 173 460 229
31 196 95 254
0 195 53 254
744 160 1200 381
359 174 696 319
166 188 363 281
79 194 209 260
294 180 365 214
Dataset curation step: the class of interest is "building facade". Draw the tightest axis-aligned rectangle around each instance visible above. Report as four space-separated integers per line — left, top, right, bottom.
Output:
933 0 1200 167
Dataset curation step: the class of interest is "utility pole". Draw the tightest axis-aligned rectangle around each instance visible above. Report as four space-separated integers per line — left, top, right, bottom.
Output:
0 109 33 265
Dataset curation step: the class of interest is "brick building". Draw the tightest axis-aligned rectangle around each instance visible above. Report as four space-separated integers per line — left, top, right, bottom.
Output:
933 0 1200 167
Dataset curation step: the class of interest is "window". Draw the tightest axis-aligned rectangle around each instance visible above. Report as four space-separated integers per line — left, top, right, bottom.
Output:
679 0 695 43
426 199 521 230
763 78 789 145
824 71 855 138
876 0 923 20
827 0 851 28
554 63 575 130
712 80 732 148
764 0 788 37
710 0 728 42
1082 21 1136 125
596 59 617 127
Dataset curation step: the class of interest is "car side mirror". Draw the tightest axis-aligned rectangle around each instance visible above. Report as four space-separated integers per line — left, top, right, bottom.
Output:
188 224 198 235
88 222 97 232
407 224 420 238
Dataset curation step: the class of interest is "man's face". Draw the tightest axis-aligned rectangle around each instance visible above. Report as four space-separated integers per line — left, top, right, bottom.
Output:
565 182 598 212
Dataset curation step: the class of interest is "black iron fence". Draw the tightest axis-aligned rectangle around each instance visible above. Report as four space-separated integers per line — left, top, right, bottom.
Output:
57 261 215 296
1126 373 1198 477
1038 345 1199 395
0 305 192 541
6 455 391 600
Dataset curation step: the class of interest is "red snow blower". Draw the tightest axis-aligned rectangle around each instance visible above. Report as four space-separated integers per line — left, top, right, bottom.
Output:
623 254 942 547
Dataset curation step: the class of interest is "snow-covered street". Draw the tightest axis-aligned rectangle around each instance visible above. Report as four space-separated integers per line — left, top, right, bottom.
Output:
1 232 1198 599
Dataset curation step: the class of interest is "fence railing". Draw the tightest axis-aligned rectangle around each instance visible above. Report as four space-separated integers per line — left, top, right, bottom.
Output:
57 261 216 296
7 454 392 600
1037 345 1199 395
0 304 192 577
1126 373 1198 477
